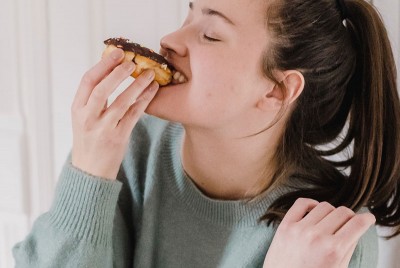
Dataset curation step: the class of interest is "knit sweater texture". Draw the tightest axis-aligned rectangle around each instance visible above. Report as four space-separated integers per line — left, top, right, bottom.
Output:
12 115 378 268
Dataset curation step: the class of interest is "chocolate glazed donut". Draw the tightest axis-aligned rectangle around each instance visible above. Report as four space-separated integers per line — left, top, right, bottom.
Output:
103 37 174 86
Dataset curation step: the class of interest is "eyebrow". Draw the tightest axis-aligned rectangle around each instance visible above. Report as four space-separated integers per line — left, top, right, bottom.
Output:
189 2 236 26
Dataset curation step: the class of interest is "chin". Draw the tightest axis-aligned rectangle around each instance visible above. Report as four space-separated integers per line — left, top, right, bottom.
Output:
145 82 189 122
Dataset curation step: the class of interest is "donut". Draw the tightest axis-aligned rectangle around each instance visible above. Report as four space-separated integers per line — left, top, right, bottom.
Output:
103 37 175 86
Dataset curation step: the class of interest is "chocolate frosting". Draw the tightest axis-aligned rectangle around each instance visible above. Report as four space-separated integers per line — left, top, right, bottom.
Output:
104 37 174 70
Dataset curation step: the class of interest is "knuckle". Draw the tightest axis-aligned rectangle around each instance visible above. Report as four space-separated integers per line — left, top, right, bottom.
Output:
287 223 303 238
294 198 307 205
117 102 132 115
128 105 140 116
309 232 323 245
81 71 95 87
138 91 152 103
294 197 317 207
91 87 107 102
320 201 335 210
134 79 148 90
352 214 371 226
368 213 377 223
99 58 110 69
337 206 355 217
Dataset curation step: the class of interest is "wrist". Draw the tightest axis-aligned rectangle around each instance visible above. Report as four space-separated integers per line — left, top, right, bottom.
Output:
71 157 119 180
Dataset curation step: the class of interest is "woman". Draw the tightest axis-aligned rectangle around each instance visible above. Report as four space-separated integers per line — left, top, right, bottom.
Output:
13 0 399 267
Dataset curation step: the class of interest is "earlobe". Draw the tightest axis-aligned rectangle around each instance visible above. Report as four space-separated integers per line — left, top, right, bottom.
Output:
257 70 304 111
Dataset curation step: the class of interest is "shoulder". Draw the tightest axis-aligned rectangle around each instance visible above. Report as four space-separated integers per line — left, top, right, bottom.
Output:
348 219 379 267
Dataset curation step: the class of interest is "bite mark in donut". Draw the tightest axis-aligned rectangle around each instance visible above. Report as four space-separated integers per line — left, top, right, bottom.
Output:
103 37 186 86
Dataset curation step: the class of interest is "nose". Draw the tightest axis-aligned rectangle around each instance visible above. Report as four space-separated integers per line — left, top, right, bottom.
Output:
160 28 188 59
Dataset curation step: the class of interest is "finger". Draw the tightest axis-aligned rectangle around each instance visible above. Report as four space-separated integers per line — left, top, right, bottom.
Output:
118 81 159 131
103 70 156 124
335 213 375 245
72 48 125 108
300 201 335 226
86 61 136 116
281 198 320 224
315 206 355 234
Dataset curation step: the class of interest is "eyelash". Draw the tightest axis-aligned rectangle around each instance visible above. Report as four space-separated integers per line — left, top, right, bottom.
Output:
203 34 221 42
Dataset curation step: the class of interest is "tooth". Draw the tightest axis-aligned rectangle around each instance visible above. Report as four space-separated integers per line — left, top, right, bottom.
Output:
173 71 181 80
178 75 185 83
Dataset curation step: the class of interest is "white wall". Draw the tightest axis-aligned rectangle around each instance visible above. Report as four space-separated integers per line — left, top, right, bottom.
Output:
0 0 399 267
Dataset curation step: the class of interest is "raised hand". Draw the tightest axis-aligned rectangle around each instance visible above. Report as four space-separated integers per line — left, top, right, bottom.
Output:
71 48 159 180
263 198 376 268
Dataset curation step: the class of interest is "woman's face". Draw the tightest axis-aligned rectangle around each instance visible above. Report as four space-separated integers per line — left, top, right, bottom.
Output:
146 0 275 135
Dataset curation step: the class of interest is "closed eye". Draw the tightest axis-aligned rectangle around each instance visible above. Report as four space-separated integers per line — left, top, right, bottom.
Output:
203 34 221 42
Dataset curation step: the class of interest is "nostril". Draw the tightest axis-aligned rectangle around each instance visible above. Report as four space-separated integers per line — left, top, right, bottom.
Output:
159 47 168 58
160 48 176 62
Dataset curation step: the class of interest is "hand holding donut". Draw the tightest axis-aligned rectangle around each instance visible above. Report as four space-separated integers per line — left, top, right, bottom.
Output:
263 198 376 268
71 48 159 180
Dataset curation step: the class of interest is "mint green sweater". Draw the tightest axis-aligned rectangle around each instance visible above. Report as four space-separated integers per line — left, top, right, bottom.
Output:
13 116 378 268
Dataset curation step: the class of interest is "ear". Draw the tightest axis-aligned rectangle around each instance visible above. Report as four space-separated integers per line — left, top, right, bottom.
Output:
257 70 305 111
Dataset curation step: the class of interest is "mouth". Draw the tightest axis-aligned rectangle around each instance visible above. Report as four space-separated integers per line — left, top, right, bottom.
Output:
171 69 188 85
159 47 189 86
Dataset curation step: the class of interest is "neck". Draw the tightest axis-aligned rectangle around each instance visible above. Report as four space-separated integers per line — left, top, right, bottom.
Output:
181 126 280 200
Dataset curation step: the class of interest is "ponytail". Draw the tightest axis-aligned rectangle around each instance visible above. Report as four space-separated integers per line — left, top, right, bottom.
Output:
260 0 400 237
346 0 400 237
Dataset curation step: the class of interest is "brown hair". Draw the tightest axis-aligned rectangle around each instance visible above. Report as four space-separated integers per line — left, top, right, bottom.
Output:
260 0 400 238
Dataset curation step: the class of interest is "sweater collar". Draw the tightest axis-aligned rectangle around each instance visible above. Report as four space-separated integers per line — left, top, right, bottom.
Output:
160 122 290 228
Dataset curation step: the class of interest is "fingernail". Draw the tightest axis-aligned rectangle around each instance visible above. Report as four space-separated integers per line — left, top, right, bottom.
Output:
111 49 124 60
144 69 155 80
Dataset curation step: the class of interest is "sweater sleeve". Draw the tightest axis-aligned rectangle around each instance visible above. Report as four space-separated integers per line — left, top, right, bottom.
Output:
12 162 132 268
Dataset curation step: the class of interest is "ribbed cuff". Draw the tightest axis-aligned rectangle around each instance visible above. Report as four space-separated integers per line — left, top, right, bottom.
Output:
49 163 123 246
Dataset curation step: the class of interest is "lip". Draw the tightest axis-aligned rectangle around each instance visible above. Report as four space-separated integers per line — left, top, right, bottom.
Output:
159 47 190 83
159 80 189 90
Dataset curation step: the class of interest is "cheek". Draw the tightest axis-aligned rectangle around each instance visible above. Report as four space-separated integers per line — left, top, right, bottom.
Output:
191 57 253 107
194 63 243 95
189 79 248 122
